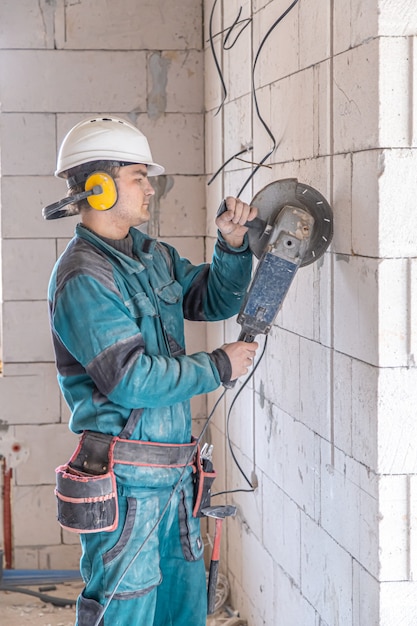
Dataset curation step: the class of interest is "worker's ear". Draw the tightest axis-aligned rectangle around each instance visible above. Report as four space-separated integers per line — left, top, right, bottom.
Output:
84 172 118 211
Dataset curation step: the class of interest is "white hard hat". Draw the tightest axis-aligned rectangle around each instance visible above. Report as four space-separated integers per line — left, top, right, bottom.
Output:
55 116 165 178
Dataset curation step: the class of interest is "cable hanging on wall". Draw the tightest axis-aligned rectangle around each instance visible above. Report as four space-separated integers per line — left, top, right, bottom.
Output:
207 0 301 493
208 0 301 198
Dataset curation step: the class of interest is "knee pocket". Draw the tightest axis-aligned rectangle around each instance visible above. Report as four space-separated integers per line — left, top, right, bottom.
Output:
103 496 161 599
77 594 104 626
178 489 204 562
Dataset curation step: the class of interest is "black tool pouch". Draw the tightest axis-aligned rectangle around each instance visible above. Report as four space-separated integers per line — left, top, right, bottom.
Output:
55 431 118 533
192 446 217 518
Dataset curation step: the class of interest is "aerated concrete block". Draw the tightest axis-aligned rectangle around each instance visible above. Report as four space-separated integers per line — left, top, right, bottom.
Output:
241 529 275 624
1 176 78 240
378 367 417 474
254 396 320 519
0 113 56 176
204 109 223 183
223 94 253 175
2 301 54 363
270 69 315 162
321 442 379 578
0 51 147 114
378 0 417 35
39 544 82 571
380 581 417 626
2 238 56 301
0 363 61 425
315 60 332 157
333 254 379 366
379 475 409 581
299 338 332 440
332 350 353 457
13 485 61 547
299 0 331 68
352 561 380 626
378 258 410 366
263 474 301 585
58 0 202 50
350 0 378 48
255 325 301 421
379 38 413 148
301 514 353 625
135 113 204 176
274 565 318 626
378 149 417 257
333 0 351 55
148 50 204 116
14 424 76 487
154 176 206 238
333 41 379 154
331 154 353 255
351 359 378 470
0 0 59 49
352 149 380 258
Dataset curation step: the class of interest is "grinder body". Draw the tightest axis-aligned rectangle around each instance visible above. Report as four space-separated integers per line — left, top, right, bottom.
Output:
218 179 333 380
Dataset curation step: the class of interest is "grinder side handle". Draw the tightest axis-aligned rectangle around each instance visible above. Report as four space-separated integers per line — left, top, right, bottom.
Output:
216 199 265 232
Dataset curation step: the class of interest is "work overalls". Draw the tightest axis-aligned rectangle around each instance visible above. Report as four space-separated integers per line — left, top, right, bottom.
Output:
48 224 252 625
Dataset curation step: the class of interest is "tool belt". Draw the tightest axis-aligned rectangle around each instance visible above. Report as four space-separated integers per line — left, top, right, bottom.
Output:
55 430 215 533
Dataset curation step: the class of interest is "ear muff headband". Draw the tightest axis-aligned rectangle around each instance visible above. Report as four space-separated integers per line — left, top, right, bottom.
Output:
85 172 117 211
42 172 118 220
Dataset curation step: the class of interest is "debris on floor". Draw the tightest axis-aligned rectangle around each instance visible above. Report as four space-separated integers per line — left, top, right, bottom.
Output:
0 571 247 626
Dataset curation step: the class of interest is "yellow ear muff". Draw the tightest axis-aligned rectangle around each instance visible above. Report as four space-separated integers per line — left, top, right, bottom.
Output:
85 172 118 211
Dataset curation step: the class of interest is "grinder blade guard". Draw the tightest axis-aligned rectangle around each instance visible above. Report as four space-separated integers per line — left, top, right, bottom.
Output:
233 178 333 347
247 178 333 264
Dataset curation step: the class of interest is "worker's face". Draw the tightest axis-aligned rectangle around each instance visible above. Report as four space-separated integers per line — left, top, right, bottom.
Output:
113 164 155 227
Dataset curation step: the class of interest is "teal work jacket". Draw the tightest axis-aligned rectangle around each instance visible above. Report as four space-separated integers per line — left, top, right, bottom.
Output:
48 224 253 446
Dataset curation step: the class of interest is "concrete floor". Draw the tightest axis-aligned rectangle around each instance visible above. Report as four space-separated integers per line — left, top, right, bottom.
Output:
0 582 80 626
0 582 247 626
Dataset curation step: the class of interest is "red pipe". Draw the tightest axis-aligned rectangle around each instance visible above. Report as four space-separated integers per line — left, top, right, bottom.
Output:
2 459 13 569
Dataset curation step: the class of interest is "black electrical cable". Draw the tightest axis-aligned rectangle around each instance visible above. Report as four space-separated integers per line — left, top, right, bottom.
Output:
212 334 269 497
209 0 227 116
223 6 251 50
207 146 251 187
237 0 300 198
207 0 301 197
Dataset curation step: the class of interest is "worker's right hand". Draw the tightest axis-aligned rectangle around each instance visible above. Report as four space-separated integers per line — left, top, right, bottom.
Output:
221 341 259 381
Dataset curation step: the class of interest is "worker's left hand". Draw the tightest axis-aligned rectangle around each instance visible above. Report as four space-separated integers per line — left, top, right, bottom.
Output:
216 197 258 248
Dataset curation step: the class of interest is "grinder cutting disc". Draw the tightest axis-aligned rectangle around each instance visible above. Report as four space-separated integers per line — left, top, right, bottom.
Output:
248 178 333 266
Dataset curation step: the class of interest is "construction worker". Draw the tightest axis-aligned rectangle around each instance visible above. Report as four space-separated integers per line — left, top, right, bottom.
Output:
45 116 258 626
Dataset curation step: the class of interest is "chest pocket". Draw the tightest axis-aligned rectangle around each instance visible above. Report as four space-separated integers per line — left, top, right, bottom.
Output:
154 280 185 356
125 292 156 319
155 280 183 306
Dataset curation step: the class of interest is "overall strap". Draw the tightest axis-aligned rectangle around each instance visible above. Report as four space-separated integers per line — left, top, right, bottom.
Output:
118 407 144 439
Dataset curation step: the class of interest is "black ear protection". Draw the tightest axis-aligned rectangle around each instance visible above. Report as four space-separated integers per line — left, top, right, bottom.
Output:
42 172 118 220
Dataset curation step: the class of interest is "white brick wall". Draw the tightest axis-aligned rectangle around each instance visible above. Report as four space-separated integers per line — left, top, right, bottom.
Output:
204 0 417 624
